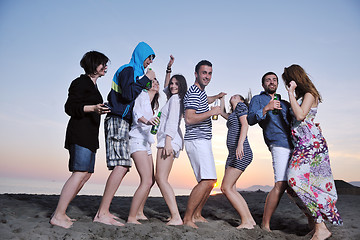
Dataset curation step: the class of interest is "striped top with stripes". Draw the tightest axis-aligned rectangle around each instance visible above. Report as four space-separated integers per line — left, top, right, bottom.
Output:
184 85 212 140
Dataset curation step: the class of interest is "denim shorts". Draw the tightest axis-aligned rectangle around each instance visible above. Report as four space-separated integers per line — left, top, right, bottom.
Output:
68 144 96 173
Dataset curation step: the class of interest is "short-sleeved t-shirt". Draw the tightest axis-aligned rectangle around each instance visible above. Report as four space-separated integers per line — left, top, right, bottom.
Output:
226 102 248 149
183 85 212 140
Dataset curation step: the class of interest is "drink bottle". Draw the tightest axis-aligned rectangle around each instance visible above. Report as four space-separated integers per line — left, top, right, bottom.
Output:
145 68 153 90
273 94 279 115
150 112 162 134
212 99 219 120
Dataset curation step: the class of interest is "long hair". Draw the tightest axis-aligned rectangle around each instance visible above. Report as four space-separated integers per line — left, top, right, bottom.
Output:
282 64 322 102
229 90 252 113
151 92 160 113
166 74 188 114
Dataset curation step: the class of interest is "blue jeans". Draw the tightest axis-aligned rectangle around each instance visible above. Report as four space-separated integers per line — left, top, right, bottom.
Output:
68 144 95 173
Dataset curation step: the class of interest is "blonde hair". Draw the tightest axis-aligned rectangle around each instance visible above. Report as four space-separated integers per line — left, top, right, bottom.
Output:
282 64 322 102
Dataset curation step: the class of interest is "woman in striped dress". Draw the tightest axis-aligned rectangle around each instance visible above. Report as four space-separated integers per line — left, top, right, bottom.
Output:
219 94 256 229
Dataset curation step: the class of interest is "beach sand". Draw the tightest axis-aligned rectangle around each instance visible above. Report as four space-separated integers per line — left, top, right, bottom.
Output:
0 190 358 240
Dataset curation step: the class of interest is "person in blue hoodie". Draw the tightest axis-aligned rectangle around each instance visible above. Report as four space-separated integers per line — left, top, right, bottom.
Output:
93 42 156 226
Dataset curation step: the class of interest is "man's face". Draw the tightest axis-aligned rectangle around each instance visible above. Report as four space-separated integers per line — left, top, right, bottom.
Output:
143 55 154 68
262 74 278 94
195 65 212 89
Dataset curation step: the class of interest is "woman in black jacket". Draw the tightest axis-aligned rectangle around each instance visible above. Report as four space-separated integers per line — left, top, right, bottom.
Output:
50 51 110 228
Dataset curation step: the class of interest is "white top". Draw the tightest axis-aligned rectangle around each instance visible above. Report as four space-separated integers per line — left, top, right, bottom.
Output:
129 90 155 144
156 93 184 151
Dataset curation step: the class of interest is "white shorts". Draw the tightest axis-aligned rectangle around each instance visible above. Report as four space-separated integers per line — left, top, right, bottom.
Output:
129 137 152 155
156 142 181 158
185 139 217 182
270 145 292 182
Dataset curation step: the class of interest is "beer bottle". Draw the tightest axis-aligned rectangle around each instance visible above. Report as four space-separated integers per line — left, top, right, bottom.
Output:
212 99 219 120
151 112 162 134
273 94 279 115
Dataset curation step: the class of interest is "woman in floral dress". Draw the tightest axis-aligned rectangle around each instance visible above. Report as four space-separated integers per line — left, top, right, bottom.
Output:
282 64 342 240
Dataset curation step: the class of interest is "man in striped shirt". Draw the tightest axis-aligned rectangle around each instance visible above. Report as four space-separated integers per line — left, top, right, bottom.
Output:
183 60 226 228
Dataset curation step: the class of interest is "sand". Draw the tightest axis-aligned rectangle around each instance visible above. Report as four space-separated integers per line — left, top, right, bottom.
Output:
0 190 358 240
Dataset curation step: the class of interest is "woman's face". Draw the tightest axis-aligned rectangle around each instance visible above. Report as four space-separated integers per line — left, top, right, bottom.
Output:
95 64 107 77
169 77 179 95
230 95 242 107
150 78 159 93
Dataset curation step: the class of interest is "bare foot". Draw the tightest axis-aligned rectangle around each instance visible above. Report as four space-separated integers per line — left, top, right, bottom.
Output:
236 222 256 229
311 230 331 240
261 224 271 232
50 214 73 229
93 213 124 227
193 215 208 223
136 213 148 221
184 220 198 229
127 219 142 225
166 217 183 226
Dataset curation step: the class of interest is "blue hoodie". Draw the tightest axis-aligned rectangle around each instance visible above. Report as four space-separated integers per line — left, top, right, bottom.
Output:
106 42 155 124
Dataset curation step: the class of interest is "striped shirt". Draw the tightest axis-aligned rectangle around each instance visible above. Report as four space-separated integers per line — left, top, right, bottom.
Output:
184 85 212 140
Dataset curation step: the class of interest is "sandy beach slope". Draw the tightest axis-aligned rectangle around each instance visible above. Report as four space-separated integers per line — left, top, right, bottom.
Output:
0 190 358 240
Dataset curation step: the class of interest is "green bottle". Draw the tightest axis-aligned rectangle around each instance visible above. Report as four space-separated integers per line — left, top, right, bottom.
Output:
273 94 279 115
151 112 162 134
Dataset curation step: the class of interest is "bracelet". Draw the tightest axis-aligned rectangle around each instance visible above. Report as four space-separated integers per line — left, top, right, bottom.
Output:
166 69 172 73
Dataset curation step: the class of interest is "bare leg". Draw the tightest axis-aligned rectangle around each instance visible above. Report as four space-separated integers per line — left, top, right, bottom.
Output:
221 167 256 229
127 152 154 224
261 181 288 231
137 158 155 221
183 179 216 228
50 171 91 228
192 186 212 223
311 222 331 240
93 166 128 226
155 149 183 225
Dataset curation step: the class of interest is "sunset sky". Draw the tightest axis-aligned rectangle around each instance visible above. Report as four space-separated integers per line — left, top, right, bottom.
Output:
1 0 359 193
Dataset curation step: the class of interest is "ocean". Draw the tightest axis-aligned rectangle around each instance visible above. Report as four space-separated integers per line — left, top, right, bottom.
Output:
0 177 192 197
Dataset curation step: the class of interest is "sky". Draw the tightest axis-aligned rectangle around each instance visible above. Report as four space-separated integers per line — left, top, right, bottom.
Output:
0 0 359 193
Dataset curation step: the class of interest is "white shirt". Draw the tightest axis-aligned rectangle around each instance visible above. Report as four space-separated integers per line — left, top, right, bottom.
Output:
129 90 155 144
156 93 184 150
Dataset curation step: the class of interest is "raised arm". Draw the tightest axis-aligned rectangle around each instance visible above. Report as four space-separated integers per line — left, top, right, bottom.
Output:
287 81 315 121
220 96 229 120
164 55 175 88
208 92 227 104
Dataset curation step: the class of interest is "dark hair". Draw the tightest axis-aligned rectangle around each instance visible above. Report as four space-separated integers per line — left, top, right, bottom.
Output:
80 51 109 75
151 93 160 113
261 72 278 85
195 60 212 74
229 91 252 113
282 64 322 102
166 75 188 100
150 79 160 113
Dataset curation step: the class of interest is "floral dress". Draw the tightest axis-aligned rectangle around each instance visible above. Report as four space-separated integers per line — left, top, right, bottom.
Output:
287 102 342 225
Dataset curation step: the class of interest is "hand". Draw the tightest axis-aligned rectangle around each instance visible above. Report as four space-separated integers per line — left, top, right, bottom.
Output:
210 106 221 116
145 68 156 80
162 143 174 157
167 55 175 69
147 116 160 125
266 95 282 111
288 81 297 93
236 144 244 160
94 104 111 115
217 92 227 99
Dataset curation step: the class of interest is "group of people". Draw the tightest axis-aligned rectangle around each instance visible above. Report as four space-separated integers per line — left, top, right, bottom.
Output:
50 42 342 240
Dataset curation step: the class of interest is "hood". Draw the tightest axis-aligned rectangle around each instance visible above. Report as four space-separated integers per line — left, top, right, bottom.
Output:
111 42 155 93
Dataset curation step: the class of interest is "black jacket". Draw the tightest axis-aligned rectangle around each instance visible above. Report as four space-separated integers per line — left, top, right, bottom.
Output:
64 74 103 152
